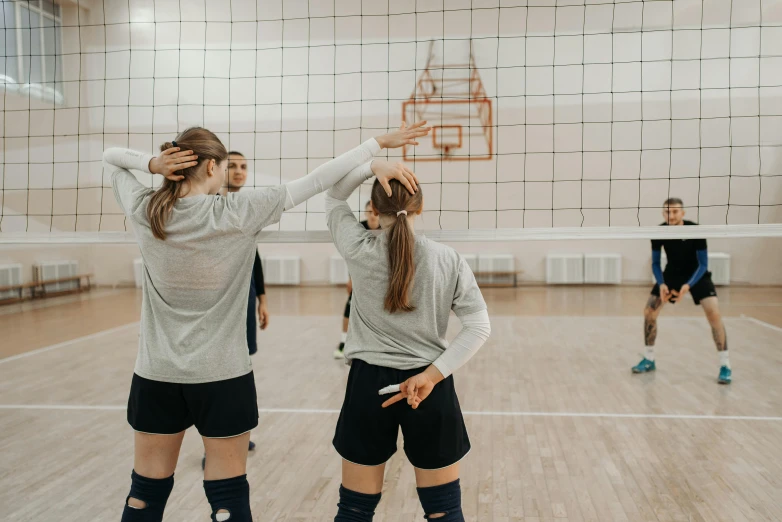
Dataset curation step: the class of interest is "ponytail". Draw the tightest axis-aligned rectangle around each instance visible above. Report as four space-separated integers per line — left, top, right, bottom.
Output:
385 212 416 313
147 129 227 240
371 179 424 314
147 179 179 240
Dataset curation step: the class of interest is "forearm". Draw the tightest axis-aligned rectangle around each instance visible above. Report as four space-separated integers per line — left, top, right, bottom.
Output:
686 250 708 287
284 139 380 210
432 310 491 379
103 148 154 174
652 250 664 286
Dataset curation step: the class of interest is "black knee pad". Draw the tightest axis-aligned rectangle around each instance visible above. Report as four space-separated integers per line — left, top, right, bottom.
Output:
335 485 382 521
203 474 252 522
120 470 174 522
416 479 463 521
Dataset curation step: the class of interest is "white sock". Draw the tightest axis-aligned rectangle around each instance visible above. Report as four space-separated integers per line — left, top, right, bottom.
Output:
341 332 347 344
719 351 730 369
644 347 655 361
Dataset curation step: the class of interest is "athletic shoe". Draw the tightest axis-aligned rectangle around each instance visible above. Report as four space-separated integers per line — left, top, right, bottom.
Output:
333 349 345 359
718 365 732 384
632 358 656 373
249 440 256 451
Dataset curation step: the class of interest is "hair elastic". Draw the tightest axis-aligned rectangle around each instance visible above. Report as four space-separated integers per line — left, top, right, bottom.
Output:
396 210 407 217
171 140 178 148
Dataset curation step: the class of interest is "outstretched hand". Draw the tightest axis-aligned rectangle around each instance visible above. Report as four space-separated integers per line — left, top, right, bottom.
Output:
148 147 198 181
376 121 431 149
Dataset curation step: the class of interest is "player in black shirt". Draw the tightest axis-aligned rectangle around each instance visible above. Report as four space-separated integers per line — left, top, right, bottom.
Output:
632 198 731 384
334 200 380 359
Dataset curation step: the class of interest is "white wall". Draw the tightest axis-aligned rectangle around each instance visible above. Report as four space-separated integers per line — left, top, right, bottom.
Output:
1 0 781 283
2 235 781 287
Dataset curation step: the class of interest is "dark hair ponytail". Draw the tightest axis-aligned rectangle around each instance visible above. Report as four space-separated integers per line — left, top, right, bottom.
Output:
147 128 227 240
371 179 424 313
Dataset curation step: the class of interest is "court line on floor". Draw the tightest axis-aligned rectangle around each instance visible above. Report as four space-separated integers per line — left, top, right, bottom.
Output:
0 404 780 421
0 322 140 366
741 315 782 334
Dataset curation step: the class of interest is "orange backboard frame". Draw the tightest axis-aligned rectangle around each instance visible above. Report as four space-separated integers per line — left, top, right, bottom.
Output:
401 98 493 161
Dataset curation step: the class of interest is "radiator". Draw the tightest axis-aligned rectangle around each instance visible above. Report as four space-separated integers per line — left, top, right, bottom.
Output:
133 259 144 288
708 253 730 286
460 254 479 273
261 256 301 285
0 263 23 300
330 256 350 285
584 254 622 284
655 252 730 286
477 254 515 286
33 260 79 293
546 254 584 284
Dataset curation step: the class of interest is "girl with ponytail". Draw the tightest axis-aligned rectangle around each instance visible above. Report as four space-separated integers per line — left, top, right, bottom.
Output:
104 122 428 522
325 123 492 522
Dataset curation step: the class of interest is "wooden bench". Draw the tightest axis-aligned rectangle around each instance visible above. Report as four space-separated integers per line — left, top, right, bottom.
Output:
473 271 523 288
0 274 93 305
0 283 26 304
29 274 93 298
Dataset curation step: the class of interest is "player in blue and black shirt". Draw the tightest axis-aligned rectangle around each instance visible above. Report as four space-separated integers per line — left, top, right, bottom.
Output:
632 198 731 384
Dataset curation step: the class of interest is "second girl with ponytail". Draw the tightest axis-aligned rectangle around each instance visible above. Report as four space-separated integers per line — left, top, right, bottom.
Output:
369 177 423 313
325 122 492 521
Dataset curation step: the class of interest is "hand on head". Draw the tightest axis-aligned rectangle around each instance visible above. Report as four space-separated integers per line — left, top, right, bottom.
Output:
149 147 199 181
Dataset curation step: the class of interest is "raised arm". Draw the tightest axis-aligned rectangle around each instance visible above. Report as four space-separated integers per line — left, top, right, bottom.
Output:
324 160 418 258
104 148 154 215
284 121 430 210
104 146 198 215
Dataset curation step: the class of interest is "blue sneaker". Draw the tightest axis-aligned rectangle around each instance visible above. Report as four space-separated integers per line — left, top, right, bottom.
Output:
632 358 656 373
718 366 732 384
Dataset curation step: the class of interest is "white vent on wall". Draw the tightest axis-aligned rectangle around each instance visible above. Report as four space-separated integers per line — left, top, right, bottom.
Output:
460 254 478 273
134 259 144 289
477 254 515 286
584 254 622 284
330 256 350 285
709 253 730 286
0 264 23 300
262 256 301 285
546 254 584 284
33 260 79 293
655 252 730 286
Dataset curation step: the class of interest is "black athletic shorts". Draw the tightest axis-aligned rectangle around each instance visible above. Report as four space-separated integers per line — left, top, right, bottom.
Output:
651 271 717 305
343 293 352 319
333 359 470 470
127 371 258 438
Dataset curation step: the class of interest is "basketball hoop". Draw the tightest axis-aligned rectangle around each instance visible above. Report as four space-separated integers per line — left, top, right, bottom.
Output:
402 40 493 162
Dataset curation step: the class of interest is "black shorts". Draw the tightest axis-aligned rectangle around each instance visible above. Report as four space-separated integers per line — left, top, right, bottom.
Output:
333 359 470 470
651 271 717 305
128 372 259 438
343 293 352 319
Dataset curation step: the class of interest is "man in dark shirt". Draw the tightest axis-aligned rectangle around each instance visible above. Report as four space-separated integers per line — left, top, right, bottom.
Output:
632 198 731 384
225 151 270 349
200 151 267 466
334 201 380 359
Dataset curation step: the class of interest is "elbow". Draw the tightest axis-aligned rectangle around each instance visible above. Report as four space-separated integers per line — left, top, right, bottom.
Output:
476 320 492 342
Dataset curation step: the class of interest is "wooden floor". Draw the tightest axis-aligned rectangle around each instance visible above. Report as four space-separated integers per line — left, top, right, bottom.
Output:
0 286 781 521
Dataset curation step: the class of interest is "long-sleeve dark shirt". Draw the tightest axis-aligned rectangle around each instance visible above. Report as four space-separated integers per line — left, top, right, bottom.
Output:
252 250 265 296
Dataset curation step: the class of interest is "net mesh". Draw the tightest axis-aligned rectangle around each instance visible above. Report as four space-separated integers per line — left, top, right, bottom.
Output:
1 0 782 242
